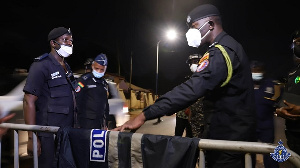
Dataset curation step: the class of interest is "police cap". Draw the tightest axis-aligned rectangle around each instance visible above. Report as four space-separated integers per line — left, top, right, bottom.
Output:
48 27 72 41
250 60 264 69
186 54 202 64
186 4 220 27
94 53 108 66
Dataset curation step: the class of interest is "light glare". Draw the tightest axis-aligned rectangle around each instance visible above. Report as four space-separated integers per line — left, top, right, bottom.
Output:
166 29 177 40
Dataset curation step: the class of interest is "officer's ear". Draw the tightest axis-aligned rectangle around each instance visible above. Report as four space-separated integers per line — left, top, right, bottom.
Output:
208 21 214 29
50 40 56 48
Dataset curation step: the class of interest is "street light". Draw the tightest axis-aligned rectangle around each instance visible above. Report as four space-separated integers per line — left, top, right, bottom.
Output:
155 29 177 98
153 29 177 125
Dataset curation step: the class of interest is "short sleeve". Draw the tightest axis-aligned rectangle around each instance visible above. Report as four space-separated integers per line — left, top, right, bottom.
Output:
23 62 46 97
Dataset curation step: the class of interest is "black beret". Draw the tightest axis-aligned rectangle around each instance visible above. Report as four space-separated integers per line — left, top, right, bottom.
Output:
48 27 72 41
186 4 220 27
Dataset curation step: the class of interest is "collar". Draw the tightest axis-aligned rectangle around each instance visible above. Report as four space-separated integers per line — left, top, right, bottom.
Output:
209 31 227 48
48 53 62 66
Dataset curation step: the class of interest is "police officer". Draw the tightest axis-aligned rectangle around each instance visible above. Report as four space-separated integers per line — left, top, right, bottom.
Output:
76 53 109 129
186 54 206 138
115 4 256 168
276 30 300 155
251 60 280 168
84 57 93 73
23 27 77 168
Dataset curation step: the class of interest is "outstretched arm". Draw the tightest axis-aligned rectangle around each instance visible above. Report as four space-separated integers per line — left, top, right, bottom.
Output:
276 100 300 120
113 112 146 132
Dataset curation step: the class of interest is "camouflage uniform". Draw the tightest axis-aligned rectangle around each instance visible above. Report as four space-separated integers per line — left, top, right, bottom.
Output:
176 109 189 119
189 97 205 138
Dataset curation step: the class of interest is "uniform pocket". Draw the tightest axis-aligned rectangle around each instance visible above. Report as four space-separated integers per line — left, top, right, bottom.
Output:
85 111 97 119
47 105 70 126
48 78 68 87
50 90 70 98
48 105 69 114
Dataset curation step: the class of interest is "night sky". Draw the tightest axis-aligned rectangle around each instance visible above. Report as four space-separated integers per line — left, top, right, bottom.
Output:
1 0 300 95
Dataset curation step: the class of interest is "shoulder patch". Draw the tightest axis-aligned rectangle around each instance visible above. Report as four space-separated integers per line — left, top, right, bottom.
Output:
198 53 209 64
75 86 81 92
34 53 49 62
196 60 209 72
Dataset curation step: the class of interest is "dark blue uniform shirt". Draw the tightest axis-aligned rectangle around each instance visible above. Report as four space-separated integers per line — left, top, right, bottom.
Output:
143 31 256 142
254 78 280 130
23 53 74 132
76 73 109 129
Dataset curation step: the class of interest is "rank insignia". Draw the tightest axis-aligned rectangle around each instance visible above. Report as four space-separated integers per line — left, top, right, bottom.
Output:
270 140 291 162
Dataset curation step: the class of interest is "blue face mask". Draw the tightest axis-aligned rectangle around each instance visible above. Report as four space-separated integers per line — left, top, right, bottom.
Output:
92 70 104 78
252 73 263 81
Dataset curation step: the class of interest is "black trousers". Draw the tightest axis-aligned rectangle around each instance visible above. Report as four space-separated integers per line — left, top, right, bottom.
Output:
175 117 193 138
285 130 300 155
38 136 55 168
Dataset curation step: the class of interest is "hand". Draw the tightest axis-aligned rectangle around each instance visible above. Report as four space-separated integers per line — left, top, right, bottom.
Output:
0 113 16 138
27 136 41 156
276 100 300 120
113 112 146 132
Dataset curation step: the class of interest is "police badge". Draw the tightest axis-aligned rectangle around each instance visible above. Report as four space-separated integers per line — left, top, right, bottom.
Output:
270 140 291 163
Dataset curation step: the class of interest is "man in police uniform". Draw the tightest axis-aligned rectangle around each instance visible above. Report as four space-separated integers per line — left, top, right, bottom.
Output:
23 27 77 168
251 60 280 168
76 53 109 129
114 4 256 168
186 54 206 138
276 30 300 155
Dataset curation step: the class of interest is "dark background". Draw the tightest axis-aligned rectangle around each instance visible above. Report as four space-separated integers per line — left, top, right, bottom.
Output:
1 0 300 95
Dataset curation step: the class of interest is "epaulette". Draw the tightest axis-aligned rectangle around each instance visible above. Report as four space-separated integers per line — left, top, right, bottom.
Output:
82 73 92 80
103 78 108 86
34 53 49 62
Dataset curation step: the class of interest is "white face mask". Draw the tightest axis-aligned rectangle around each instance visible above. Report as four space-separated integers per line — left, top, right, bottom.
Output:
252 73 263 81
190 64 198 72
56 44 73 57
186 21 210 48
92 70 105 78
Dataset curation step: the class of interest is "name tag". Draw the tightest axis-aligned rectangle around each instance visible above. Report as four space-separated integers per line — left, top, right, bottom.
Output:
51 71 62 79
87 85 97 88
90 129 107 162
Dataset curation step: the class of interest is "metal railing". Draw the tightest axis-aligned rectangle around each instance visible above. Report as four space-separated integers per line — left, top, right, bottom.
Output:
0 123 59 168
1 123 300 168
